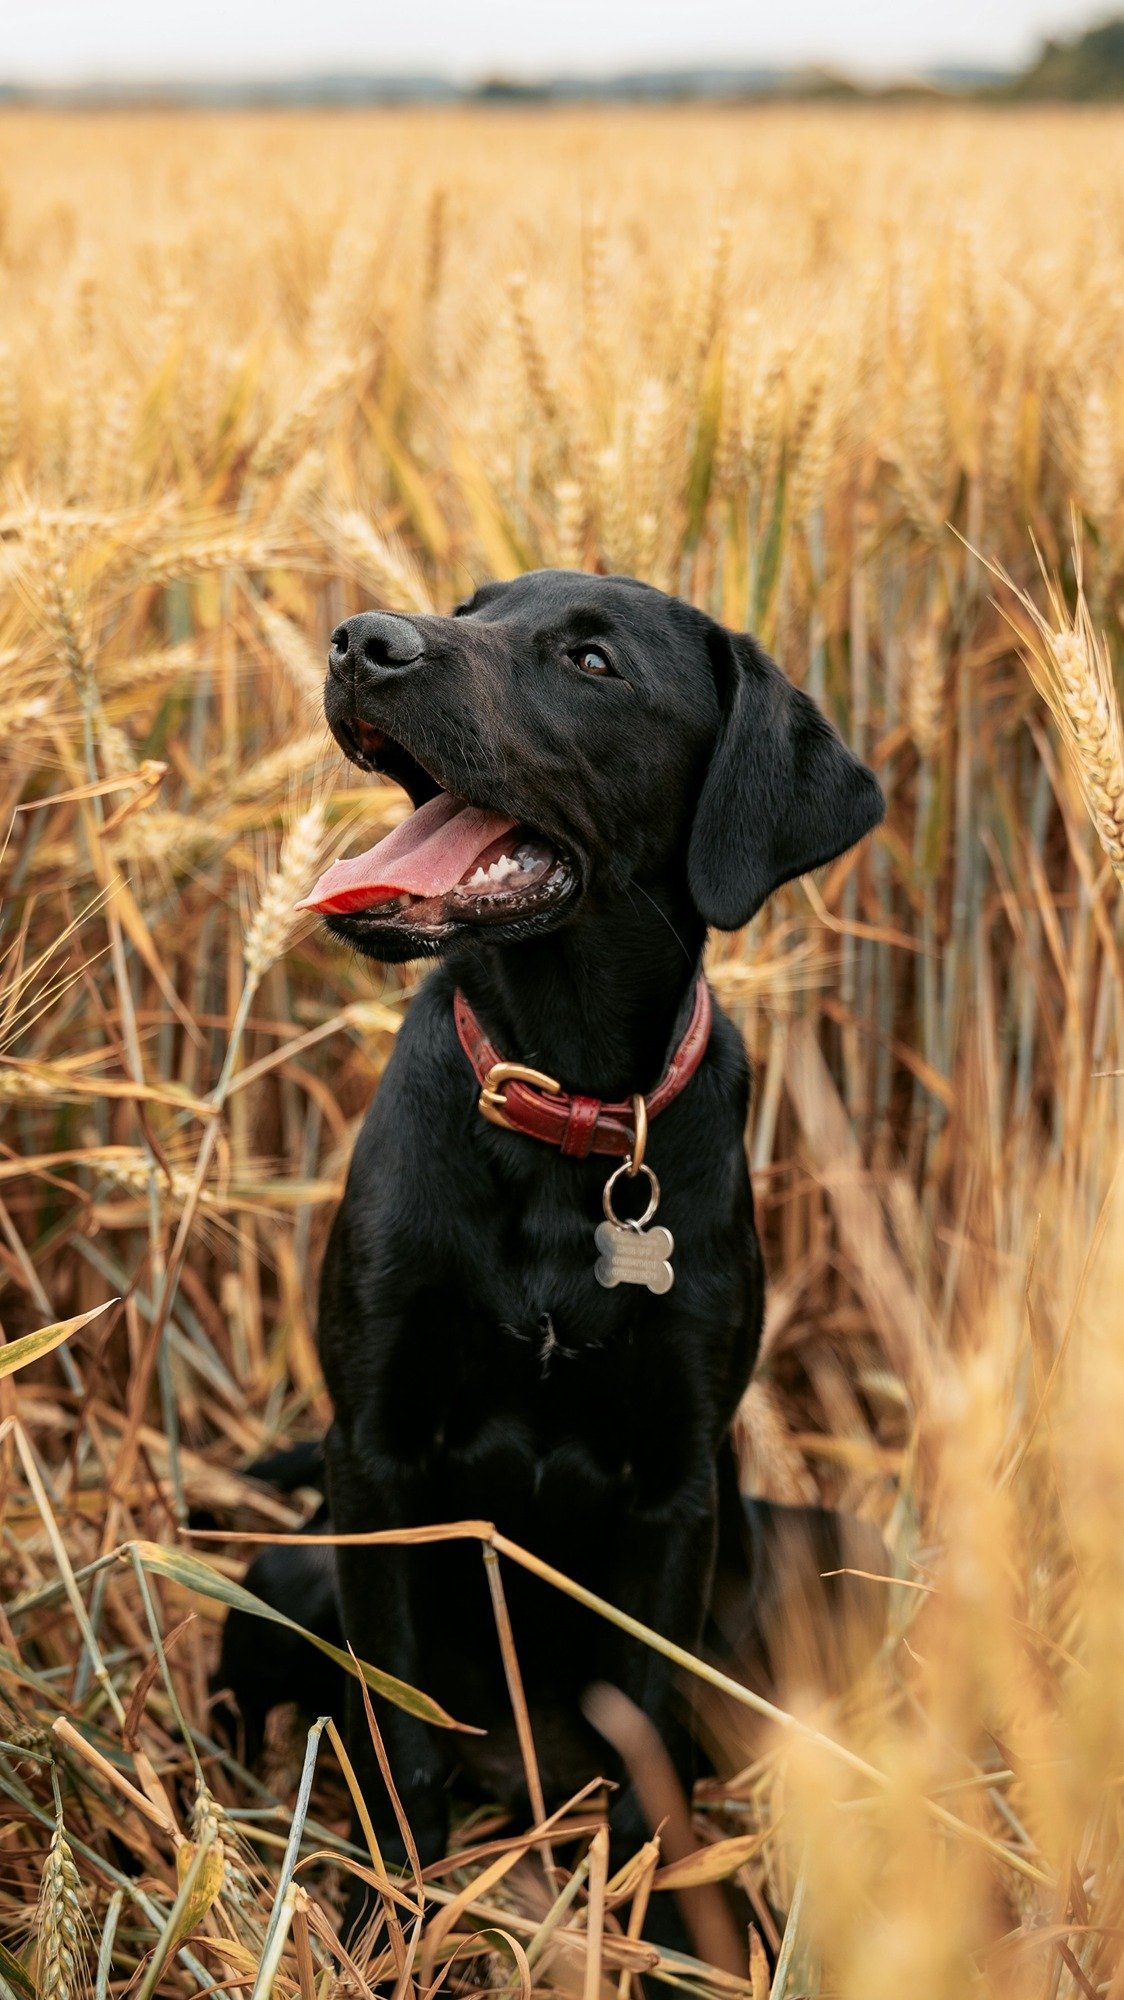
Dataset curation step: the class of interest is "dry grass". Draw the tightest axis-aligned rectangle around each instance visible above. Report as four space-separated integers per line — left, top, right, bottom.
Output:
0 104 1122 1999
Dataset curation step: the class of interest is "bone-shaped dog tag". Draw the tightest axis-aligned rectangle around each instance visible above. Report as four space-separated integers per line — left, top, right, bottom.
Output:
594 1158 675 1293
594 1218 675 1293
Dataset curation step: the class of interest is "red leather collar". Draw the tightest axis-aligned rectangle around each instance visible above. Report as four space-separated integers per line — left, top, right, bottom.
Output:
453 978 712 1159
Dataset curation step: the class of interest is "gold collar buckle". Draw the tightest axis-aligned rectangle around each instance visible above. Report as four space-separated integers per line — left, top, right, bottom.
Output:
479 1060 563 1131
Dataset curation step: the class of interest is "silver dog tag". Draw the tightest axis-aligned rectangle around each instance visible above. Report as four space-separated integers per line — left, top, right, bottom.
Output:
594 1160 674 1294
594 1218 675 1293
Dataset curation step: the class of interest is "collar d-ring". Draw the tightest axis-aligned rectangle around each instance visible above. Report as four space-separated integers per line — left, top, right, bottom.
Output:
453 977 712 1159
627 1094 648 1176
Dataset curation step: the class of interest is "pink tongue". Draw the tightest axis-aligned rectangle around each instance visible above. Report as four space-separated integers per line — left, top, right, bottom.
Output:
297 793 519 916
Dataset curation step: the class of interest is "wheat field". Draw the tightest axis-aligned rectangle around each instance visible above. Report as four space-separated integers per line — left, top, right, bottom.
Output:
1 103 1123 1999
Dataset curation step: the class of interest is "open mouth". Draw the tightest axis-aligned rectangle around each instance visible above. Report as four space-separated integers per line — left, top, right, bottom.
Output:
299 729 573 937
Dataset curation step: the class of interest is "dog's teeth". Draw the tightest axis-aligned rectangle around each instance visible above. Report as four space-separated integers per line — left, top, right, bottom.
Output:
463 851 526 894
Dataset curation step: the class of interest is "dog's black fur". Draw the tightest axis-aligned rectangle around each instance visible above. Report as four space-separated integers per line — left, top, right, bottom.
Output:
218 1455 889 1781
216 571 883 1932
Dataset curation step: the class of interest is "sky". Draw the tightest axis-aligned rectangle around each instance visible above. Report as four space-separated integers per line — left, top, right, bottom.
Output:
0 0 1109 85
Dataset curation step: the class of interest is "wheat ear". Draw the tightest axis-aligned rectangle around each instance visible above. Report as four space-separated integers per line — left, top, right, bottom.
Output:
995 543 1124 885
243 802 328 991
37 1813 85 2000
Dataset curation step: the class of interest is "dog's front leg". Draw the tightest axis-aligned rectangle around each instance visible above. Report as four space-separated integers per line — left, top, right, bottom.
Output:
325 1425 449 1937
599 1472 718 1857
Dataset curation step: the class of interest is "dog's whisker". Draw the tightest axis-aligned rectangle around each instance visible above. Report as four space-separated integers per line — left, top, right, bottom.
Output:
624 881 696 970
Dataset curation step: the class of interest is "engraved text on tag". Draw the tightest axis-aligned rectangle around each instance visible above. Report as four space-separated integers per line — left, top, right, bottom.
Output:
594 1220 675 1294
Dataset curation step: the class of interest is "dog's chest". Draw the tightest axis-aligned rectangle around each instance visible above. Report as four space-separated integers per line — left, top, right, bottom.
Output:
431 1345 679 1534
426 1274 699 1521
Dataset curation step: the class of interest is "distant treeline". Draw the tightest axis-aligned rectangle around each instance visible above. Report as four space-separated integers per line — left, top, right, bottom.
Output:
1009 17 1124 98
4 15 1124 107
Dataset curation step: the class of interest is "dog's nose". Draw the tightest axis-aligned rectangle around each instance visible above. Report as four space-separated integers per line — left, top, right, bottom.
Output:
328 612 425 679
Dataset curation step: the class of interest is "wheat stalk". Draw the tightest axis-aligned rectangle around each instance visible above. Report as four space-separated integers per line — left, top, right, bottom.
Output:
1041 620 1124 880
994 544 1124 884
508 271 561 429
313 502 434 613
140 533 291 587
1077 381 1117 530
36 1812 86 2000
252 596 327 702
242 802 328 991
191 1783 261 1931
110 810 222 868
247 354 360 488
230 733 332 805
0 1069 59 1100
906 623 947 760
554 479 585 569
43 553 96 687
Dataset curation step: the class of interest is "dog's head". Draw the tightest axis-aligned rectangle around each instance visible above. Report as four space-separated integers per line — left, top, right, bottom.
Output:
303 569 883 963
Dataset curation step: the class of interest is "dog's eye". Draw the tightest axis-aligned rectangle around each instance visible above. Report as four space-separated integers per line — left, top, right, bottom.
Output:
575 646 613 677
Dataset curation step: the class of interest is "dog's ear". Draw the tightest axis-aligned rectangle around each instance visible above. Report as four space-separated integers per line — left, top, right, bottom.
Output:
688 630 884 930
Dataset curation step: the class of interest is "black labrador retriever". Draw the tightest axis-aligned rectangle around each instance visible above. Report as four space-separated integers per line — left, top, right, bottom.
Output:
218 570 883 1930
